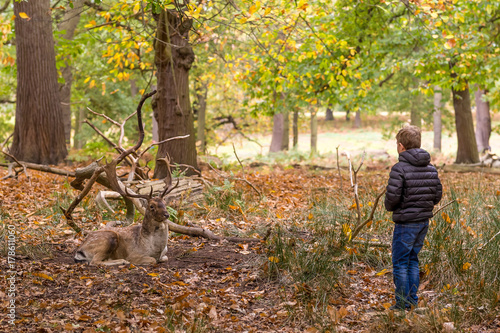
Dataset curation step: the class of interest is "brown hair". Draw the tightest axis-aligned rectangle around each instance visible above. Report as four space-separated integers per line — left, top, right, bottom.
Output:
396 125 421 149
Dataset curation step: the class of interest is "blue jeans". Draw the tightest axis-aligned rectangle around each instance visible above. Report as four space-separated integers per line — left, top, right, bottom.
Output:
392 221 429 309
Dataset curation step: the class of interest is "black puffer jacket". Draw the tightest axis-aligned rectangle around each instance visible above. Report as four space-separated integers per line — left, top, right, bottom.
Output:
385 148 442 224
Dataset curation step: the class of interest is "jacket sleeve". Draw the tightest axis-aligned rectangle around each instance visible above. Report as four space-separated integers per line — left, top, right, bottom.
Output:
434 173 443 205
385 163 404 212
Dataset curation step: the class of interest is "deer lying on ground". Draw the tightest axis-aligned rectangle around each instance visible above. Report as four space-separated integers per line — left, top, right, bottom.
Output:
74 182 177 266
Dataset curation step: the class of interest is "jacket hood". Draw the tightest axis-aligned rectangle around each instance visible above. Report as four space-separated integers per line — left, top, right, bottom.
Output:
399 148 431 166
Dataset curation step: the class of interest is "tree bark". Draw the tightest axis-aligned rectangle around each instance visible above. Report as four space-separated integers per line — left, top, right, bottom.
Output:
452 84 479 164
270 113 286 152
293 109 299 148
11 0 67 164
74 108 87 149
325 106 334 121
153 9 198 178
195 80 208 154
354 110 361 128
475 88 491 153
58 0 84 145
433 86 442 151
310 109 317 154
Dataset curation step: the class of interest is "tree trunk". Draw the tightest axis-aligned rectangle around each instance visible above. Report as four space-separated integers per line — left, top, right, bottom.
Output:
433 86 442 151
354 110 361 128
293 109 299 148
410 102 421 127
74 108 87 149
452 85 479 164
325 106 334 121
195 81 208 154
11 0 67 164
475 88 491 153
310 109 317 154
152 9 198 178
270 113 286 152
58 0 83 145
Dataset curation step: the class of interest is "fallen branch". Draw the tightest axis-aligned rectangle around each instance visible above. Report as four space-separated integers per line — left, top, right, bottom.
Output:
0 161 75 177
442 164 500 174
168 221 265 243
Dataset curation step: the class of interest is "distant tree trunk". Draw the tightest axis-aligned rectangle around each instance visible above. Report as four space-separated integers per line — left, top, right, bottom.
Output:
433 86 442 151
411 79 422 127
269 112 289 152
310 109 317 154
293 109 299 148
153 9 198 178
452 84 479 164
410 102 421 127
58 0 83 145
74 108 87 149
346 110 350 121
354 110 361 128
11 0 67 164
195 81 208 154
130 79 138 97
325 106 334 121
475 88 491 153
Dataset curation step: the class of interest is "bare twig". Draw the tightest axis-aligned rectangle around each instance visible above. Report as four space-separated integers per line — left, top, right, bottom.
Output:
0 151 31 185
432 199 457 217
138 134 190 160
350 189 386 241
346 151 366 225
336 145 343 190
207 159 261 197
1 133 13 150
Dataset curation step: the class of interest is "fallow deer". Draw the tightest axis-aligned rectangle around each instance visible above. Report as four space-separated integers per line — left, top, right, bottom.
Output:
74 180 177 266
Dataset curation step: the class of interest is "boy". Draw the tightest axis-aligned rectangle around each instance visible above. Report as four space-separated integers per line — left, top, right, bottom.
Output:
385 125 442 310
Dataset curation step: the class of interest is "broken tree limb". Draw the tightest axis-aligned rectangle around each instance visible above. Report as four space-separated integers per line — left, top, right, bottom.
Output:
0 161 75 177
167 221 262 243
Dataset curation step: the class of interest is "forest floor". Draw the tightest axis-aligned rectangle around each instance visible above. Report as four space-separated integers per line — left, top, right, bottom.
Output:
1 161 500 332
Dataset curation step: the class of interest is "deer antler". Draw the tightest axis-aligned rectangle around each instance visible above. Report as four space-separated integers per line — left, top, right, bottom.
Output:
62 90 157 233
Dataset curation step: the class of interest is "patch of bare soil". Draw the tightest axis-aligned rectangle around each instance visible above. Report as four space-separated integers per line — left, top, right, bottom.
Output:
0 236 291 332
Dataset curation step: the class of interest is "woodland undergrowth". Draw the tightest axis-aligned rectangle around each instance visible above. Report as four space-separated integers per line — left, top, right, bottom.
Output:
1 159 499 332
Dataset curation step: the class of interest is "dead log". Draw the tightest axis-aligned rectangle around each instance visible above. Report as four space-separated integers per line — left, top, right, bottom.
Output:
0 161 75 177
442 164 500 174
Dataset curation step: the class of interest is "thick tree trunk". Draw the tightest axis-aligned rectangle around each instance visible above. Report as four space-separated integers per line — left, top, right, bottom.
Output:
58 0 83 145
293 109 299 148
195 81 208 154
153 9 198 178
310 109 318 154
11 0 67 164
452 85 479 164
475 88 491 153
433 86 442 151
